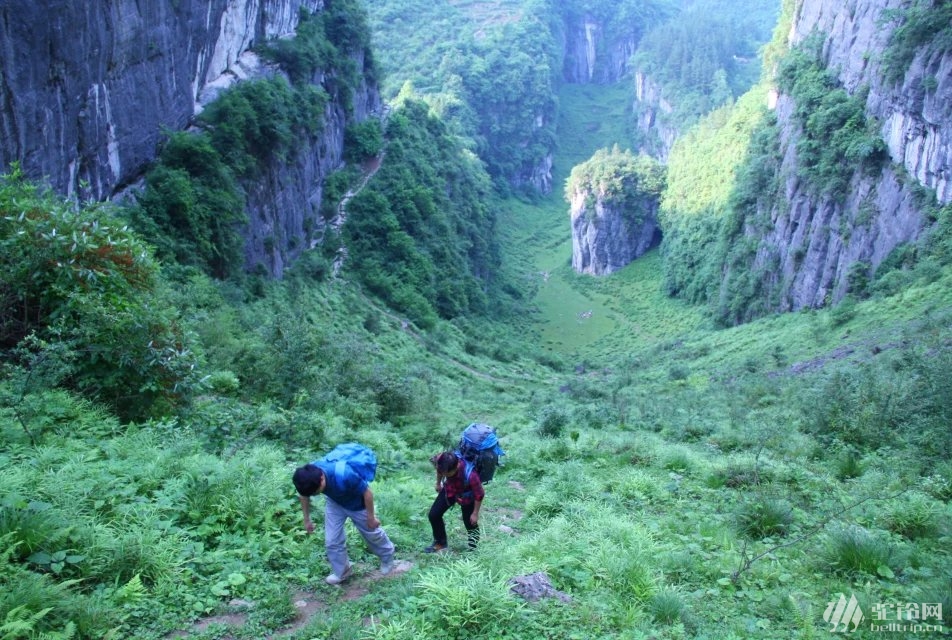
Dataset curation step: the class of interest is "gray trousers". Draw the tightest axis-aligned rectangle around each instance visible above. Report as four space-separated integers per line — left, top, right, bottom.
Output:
324 498 395 576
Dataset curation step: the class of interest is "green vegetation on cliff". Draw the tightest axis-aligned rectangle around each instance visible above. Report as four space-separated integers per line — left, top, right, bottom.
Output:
565 146 665 222
658 87 774 316
344 99 500 328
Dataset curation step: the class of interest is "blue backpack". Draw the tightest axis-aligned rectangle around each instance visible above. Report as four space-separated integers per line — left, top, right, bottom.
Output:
317 443 377 483
456 423 505 484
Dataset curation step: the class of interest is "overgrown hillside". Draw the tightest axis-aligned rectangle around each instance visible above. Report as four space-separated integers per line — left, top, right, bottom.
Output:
2 1 952 639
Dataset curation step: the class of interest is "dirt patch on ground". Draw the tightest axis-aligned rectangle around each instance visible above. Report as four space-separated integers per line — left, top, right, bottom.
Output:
168 561 413 638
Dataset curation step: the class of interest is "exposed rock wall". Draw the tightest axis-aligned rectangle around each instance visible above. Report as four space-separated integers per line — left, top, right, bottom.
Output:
744 0 951 310
570 189 661 275
792 0 950 203
561 16 637 84
633 71 678 161
0 0 381 277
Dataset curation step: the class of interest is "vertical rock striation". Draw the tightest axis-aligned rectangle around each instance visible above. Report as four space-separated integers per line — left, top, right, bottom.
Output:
0 0 381 277
569 189 661 275
739 0 951 311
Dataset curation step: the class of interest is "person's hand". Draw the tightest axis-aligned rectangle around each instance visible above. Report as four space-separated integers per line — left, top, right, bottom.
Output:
435 481 441 493
469 513 479 526
304 518 314 535
367 515 381 530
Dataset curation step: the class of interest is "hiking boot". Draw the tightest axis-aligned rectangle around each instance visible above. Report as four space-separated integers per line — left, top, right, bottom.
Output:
423 543 447 553
324 563 353 585
379 558 395 575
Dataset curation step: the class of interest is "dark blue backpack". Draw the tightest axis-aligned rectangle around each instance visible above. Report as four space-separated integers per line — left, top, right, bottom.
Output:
456 423 504 484
316 443 377 483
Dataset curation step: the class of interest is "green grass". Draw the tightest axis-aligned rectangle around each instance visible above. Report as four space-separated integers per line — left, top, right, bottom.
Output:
7 11 952 640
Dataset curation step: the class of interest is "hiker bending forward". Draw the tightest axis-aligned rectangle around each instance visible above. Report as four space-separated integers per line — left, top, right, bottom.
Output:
426 451 484 552
292 460 395 584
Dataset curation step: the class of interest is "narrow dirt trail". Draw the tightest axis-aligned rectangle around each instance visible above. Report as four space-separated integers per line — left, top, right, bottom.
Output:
167 562 413 639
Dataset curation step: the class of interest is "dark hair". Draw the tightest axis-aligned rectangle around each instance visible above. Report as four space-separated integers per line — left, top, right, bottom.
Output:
292 464 325 496
436 451 459 474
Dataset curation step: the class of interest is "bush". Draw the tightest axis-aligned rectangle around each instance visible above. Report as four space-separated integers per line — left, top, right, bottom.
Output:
535 406 569 439
344 119 384 162
648 589 686 625
132 131 246 279
834 449 865 480
414 559 523 639
777 42 888 200
0 168 199 419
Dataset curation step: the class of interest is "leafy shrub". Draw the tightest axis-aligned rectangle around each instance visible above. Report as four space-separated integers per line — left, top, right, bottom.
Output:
668 364 690 381
829 296 859 327
132 131 245 279
708 463 768 489
0 168 198 419
198 78 327 177
535 406 569 438
776 41 888 200
922 461 952 502
834 449 865 481
344 119 384 162
207 371 240 395
736 497 793 539
881 0 952 83
662 450 693 473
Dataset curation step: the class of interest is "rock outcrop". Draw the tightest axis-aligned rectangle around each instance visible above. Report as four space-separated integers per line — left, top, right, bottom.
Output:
0 0 381 277
569 189 661 275
744 0 951 310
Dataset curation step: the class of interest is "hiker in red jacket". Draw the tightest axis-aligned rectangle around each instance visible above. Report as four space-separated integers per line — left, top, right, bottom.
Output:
425 451 484 552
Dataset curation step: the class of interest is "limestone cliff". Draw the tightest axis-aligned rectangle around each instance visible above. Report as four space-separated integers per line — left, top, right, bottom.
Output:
742 0 951 311
0 0 381 277
567 148 664 275
633 72 679 161
570 190 661 275
561 14 639 84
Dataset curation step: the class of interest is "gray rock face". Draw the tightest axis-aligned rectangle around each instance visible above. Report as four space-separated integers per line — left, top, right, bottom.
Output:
792 0 951 203
633 71 679 161
743 0 951 311
0 0 323 200
570 188 660 275
0 0 381 277
561 16 637 84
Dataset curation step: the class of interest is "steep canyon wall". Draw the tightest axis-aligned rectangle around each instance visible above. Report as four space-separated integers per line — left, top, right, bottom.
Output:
0 0 381 276
746 0 951 311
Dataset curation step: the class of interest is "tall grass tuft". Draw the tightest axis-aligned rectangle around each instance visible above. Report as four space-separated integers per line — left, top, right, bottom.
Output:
823 526 893 577
735 497 793 539
648 588 685 624
881 492 941 540
415 558 523 639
